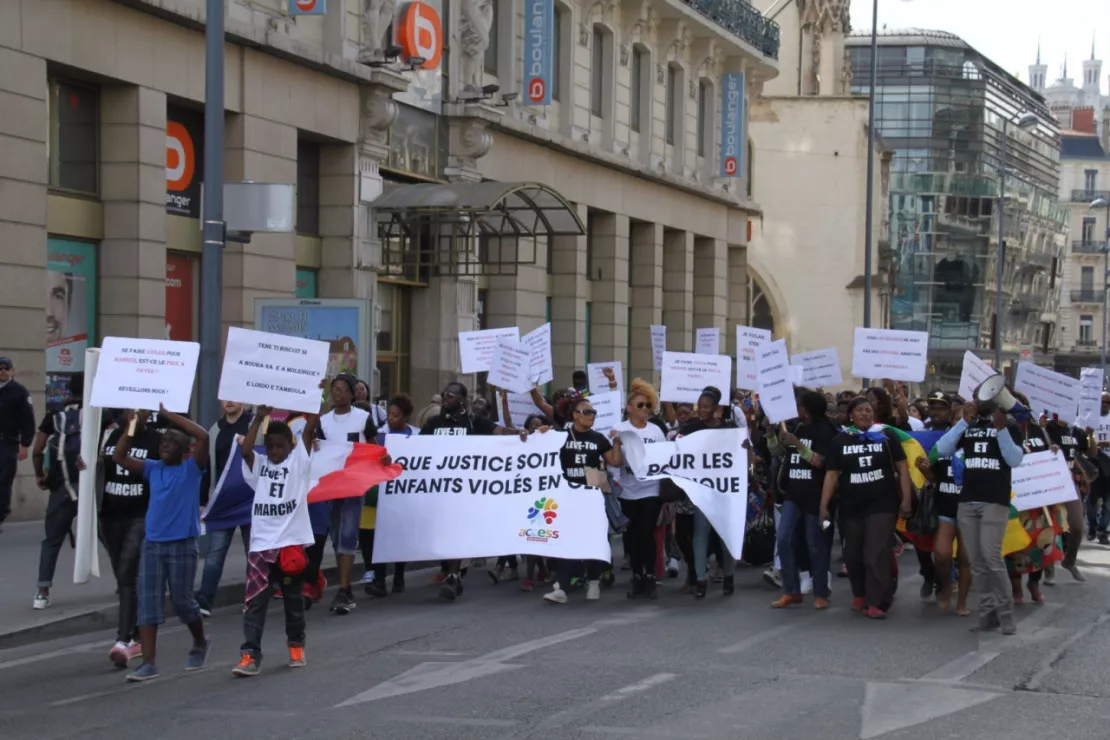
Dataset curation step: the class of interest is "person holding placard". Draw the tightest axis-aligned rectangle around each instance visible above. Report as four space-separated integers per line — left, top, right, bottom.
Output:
935 398 1025 635
819 397 914 620
1046 415 1091 581
114 406 210 683
1084 393 1110 544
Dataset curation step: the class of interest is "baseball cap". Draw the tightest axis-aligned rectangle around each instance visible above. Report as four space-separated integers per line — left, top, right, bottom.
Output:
0 357 12 369
926 390 950 406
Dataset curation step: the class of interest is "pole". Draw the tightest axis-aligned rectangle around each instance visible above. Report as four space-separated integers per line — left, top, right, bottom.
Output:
994 118 1008 369
200 0 226 429
862 0 878 331
1103 200 1110 378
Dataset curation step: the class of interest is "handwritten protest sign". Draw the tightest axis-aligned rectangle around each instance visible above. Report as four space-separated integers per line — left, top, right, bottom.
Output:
695 328 721 355
958 351 997 402
660 352 732 404
458 327 521 374
1011 451 1078 511
506 392 544 428
1014 362 1080 419
217 327 328 414
851 327 929 382
90 337 199 412
522 323 554 384
793 347 843 388
588 361 624 400
650 325 667 370
488 339 534 395
735 326 771 391
1078 368 1104 428
756 339 797 424
588 391 622 434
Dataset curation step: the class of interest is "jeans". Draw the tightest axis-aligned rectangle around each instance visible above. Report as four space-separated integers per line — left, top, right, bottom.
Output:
957 502 1013 624
37 486 77 588
693 509 733 581
841 512 897 610
100 517 145 643
196 525 249 610
777 501 830 597
620 497 662 579
1063 498 1085 568
0 443 17 524
241 562 306 660
1086 488 1110 536
137 538 201 626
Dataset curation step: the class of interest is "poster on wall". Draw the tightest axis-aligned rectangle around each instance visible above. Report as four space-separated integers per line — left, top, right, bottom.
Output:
255 298 369 382
165 106 204 218
165 253 196 341
45 238 96 376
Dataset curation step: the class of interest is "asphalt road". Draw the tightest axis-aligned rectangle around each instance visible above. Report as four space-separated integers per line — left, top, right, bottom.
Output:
3 546 1110 740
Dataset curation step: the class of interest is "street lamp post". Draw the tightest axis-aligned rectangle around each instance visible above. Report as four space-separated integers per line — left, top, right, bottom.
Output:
1093 197 1110 375
862 0 879 332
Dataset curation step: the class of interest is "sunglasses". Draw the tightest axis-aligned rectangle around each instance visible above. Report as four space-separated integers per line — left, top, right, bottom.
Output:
634 402 653 410
442 391 459 399
575 408 597 417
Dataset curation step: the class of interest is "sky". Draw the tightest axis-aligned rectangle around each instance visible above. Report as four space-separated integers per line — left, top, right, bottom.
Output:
846 0 1109 91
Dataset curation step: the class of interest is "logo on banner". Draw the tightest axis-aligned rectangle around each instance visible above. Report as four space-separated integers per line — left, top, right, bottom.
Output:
397 1 442 69
524 0 555 105
521 497 560 542
166 121 195 192
289 0 326 14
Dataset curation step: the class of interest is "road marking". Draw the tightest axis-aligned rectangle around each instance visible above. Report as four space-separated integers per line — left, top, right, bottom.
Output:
51 690 114 707
718 623 799 654
381 715 520 727
595 673 678 702
919 651 1001 682
580 726 711 739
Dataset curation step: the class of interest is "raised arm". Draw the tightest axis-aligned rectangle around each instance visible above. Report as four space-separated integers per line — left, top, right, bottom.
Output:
159 405 209 469
240 406 272 469
499 391 515 431
529 387 554 419
302 413 320 455
112 411 146 476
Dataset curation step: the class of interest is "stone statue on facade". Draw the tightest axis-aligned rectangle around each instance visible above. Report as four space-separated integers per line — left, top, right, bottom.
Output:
357 0 397 64
811 29 822 94
459 0 495 93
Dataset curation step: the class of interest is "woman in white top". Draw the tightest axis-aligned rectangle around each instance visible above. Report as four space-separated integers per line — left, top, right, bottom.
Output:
613 378 668 599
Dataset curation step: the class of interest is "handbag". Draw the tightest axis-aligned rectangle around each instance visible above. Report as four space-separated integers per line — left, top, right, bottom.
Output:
742 507 776 566
906 482 939 535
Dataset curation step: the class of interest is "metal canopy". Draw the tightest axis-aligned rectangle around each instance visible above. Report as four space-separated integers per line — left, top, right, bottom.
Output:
371 181 584 279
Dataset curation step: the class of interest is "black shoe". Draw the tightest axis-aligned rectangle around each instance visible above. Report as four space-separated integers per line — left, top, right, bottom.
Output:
626 575 644 600
392 580 405 595
645 576 658 600
1087 529 1097 542
1100 534 1109 546
330 588 355 615
365 582 388 598
694 579 708 599
722 575 734 596
439 574 460 601
919 581 934 601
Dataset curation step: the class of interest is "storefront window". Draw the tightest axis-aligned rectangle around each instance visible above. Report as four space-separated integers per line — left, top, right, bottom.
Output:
45 238 97 407
165 252 198 341
376 281 412 399
48 80 98 195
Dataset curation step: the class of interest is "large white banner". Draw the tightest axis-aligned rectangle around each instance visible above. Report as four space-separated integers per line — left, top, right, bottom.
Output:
1078 368 1104 428
488 339 534 395
792 347 843 388
660 351 732 403
650 325 667 370
217 327 328 414
1014 361 1080 419
90 337 199 411
620 428 749 556
850 327 929 382
958 350 997 402
695 328 721 355
374 432 611 562
522 323 554 384
756 339 797 424
458 327 521 373
736 326 771 391
1011 451 1078 511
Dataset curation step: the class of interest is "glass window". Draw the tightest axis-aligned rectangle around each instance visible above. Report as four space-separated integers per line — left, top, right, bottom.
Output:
1082 218 1096 243
697 79 710 157
484 0 499 75
1085 169 1098 192
48 79 98 194
591 28 604 116
631 46 644 132
665 64 678 145
1081 265 1095 290
552 5 563 102
296 138 320 235
1079 315 1094 344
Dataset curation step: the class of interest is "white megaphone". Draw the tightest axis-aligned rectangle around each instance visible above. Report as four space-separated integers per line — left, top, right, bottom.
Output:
974 375 1030 421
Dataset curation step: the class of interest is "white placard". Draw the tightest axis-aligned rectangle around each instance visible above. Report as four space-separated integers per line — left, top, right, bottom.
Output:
650 325 667 371
487 339 534 395
375 433 612 562
756 339 797 424
522 323 554 385
958 350 998 402
506 392 544 428
660 351 733 404
850 327 929 383
458 327 521 374
217 327 328 414
792 347 843 388
1013 361 1081 419
735 326 772 391
1010 451 1079 511
1078 368 1104 428
587 391 622 434
90 337 200 412
588 361 624 400
695 327 721 355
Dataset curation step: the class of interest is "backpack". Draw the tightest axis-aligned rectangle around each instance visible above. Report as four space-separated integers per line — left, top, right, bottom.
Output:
47 405 83 500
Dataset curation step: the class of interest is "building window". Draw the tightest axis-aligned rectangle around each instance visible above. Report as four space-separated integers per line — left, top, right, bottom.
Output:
48 79 98 194
1085 169 1098 192
296 138 320 235
1082 217 1096 243
697 79 712 158
586 211 595 281
591 27 605 116
552 5 564 102
484 0 499 75
665 64 680 145
1079 315 1094 344
1081 265 1095 291
631 46 645 132
376 281 412 398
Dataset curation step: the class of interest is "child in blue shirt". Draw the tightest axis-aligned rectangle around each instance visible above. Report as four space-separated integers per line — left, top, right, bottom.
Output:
113 405 210 682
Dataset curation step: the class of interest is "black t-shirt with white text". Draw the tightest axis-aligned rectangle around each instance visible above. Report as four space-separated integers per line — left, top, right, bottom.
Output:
1023 424 1051 455
826 428 906 518
959 419 1022 507
783 422 837 515
932 457 961 520
560 429 612 487
1046 423 1086 462
100 426 161 519
420 413 498 437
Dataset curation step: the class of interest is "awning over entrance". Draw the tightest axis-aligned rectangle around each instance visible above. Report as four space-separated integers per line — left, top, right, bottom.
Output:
370 181 585 278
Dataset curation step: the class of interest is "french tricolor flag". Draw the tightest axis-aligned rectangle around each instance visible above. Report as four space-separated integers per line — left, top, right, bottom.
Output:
307 441 403 502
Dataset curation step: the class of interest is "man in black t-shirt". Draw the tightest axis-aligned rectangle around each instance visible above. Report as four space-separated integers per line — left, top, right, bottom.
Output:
1046 418 1090 581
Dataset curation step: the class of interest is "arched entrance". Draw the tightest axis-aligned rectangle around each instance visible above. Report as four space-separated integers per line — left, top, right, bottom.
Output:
748 274 775 335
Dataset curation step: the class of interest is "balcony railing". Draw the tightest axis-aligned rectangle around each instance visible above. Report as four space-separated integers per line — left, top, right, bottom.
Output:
1076 339 1099 348
681 1 781 60
1072 240 1109 254
1071 289 1103 303
1070 189 1110 203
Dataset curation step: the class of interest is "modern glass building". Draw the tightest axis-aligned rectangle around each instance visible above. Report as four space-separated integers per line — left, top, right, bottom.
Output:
846 29 1069 387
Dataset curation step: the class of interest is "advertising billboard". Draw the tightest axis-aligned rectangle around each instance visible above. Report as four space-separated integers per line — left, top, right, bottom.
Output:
254 298 370 381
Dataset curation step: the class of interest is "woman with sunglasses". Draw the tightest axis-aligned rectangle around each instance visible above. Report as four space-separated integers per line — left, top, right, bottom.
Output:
544 397 623 603
613 379 668 599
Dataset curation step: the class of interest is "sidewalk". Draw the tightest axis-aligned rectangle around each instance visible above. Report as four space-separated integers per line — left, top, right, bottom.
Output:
0 521 339 650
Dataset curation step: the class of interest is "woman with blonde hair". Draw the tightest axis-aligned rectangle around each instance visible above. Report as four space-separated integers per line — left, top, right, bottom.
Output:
613 378 668 599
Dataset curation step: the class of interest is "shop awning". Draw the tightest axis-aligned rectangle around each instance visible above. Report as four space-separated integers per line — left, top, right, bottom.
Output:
371 181 585 238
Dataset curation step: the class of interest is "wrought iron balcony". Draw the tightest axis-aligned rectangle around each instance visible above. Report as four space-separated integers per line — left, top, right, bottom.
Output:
680 1 781 60
1076 338 1099 348
1071 289 1103 303
1072 240 1109 254
1070 189 1110 203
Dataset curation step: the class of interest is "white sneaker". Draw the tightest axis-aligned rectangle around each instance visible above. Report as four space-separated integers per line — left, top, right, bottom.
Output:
800 572 814 595
543 583 568 604
586 580 601 600
666 558 680 578
762 568 782 588
359 571 375 585
33 594 50 610
109 641 129 668
1043 565 1056 585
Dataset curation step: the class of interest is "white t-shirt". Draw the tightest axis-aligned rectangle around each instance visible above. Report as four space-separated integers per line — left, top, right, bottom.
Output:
907 415 925 432
614 419 667 500
319 407 373 444
243 442 315 553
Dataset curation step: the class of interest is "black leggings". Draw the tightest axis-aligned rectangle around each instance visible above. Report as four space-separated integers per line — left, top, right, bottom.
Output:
675 513 696 584
620 497 662 580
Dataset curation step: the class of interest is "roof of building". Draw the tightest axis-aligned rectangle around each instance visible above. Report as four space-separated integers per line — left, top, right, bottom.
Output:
1060 134 1108 159
846 27 968 49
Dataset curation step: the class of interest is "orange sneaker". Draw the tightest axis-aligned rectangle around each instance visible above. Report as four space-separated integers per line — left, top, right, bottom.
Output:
232 653 259 677
813 597 830 610
770 594 804 608
288 646 306 668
